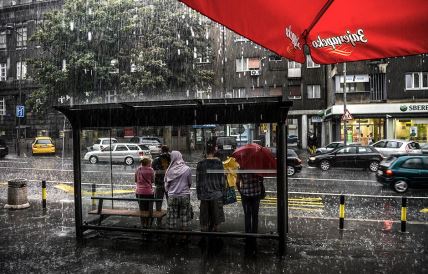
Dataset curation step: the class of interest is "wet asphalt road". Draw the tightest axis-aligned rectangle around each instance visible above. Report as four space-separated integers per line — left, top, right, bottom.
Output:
1 154 428 273
1 153 428 224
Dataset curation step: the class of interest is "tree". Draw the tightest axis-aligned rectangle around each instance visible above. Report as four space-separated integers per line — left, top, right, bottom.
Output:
28 0 213 114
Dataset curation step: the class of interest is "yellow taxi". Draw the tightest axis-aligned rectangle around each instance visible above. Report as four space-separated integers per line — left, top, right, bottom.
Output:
32 136 56 155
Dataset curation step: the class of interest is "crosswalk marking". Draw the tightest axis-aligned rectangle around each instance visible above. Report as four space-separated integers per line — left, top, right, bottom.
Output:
52 184 324 212
236 195 324 212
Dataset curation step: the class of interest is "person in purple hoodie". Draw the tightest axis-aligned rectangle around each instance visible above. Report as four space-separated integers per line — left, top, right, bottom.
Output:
164 151 193 233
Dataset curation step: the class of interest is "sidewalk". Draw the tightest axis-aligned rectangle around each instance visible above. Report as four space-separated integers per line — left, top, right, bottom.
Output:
1 199 426 273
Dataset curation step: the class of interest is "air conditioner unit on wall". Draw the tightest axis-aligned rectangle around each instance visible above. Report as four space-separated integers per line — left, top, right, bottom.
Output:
250 69 261 76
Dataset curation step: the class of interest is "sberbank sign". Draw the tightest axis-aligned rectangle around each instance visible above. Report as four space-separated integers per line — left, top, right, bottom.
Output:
400 104 428 112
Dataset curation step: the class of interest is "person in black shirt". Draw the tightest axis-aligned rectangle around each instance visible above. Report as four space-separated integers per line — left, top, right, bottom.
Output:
196 141 225 232
152 145 171 212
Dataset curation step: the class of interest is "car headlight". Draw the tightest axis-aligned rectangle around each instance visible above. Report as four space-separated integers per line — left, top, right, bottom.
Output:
309 157 316 161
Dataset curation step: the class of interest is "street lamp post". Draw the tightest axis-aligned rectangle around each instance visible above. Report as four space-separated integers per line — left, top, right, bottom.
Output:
7 25 24 156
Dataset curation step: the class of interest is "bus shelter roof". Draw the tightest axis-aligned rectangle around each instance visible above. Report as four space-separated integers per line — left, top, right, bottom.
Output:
54 96 292 128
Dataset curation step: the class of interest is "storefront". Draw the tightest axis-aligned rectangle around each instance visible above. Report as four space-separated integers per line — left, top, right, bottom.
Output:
394 118 428 144
324 102 428 144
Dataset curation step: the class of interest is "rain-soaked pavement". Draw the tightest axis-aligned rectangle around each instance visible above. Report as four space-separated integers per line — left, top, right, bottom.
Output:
1 200 427 273
1 152 428 273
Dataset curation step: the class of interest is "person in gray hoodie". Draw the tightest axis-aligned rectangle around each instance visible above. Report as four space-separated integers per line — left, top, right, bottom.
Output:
196 141 226 232
164 151 193 231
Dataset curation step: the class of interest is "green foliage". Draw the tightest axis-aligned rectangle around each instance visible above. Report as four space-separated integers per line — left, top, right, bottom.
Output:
29 0 213 113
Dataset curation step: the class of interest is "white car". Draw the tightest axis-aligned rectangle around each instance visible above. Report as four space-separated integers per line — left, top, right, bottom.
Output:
129 136 162 155
84 143 151 165
90 138 118 151
371 139 422 157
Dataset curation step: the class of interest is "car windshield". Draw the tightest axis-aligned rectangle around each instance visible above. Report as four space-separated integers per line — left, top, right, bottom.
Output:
287 149 298 157
326 143 338 148
36 139 52 145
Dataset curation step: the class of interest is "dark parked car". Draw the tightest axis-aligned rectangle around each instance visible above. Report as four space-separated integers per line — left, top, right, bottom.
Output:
287 135 298 144
286 149 302 176
267 147 302 176
308 145 384 172
0 139 8 158
213 136 237 161
376 155 428 193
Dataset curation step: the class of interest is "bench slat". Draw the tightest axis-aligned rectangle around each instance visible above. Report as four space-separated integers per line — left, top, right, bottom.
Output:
89 209 167 218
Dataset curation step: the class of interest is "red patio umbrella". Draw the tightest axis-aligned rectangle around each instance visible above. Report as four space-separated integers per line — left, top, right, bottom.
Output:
231 143 276 177
179 0 428 64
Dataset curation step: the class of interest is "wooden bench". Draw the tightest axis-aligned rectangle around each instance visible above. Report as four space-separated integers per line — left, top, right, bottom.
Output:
89 196 167 227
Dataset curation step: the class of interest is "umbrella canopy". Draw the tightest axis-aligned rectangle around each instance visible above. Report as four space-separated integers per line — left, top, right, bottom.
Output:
231 143 276 177
179 0 428 64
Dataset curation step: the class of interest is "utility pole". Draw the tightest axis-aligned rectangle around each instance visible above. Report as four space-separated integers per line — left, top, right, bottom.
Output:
343 63 347 146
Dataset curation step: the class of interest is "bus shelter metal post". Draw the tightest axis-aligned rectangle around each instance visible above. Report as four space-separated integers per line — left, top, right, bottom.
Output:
72 127 83 238
277 121 287 254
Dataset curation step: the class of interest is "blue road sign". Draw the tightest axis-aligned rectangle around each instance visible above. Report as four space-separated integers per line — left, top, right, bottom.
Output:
16 105 25 118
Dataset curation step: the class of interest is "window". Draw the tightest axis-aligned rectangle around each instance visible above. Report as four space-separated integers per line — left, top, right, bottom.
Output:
401 158 423 169
16 27 27 48
336 147 357 154
269 55 282 62
127 145 139 151
0 32 6 49
0 97 5 116
307 85 321 99
306 55 320 68
373 141 386 148
16 62 27 79
408 142 421 149
235 57 260 72
36 139 52 145
288 61 301 78
0 63 6 81
102 146 113 151
335 75 370 93
288 85 301 99
405 72 428 90
115 145 128 151
138 144 150 150
358 147 371 153
288 61 301 69
386 141 402 148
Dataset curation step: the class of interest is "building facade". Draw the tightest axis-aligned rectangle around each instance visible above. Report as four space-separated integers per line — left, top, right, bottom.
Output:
0 0 64 145
324 55 428 146
210 26 328 148
1 1 427 152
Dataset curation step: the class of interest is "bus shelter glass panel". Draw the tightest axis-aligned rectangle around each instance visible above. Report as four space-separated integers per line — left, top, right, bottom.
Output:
79 124 280 235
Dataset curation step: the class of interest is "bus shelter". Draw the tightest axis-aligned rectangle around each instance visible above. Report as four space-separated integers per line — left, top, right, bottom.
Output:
55 96 292 252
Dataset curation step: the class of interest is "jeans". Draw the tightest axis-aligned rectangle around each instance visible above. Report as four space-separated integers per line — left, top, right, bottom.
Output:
241 196 260 234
